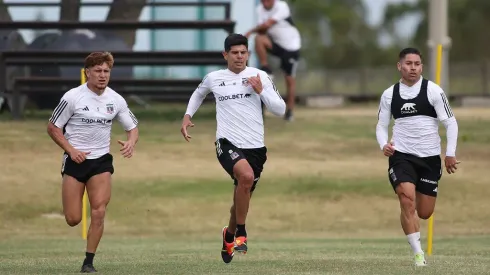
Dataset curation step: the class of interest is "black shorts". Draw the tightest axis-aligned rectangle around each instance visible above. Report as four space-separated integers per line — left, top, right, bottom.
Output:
388 151 442 197
61 153 114 184
215 138 267 192
267 37 300 77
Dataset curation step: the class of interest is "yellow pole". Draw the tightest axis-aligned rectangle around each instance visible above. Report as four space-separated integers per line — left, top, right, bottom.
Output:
81 68 88 240
427 44 443 256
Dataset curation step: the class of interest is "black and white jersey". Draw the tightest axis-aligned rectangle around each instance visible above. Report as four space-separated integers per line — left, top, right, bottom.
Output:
185 67 286 149
49 83 138 159
257 0 301 52
376 76 458 157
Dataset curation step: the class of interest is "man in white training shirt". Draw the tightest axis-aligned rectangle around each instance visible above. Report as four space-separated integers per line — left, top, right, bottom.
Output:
376 48 460 267
245 0 301 121
180 33 286 264
47 52 139 273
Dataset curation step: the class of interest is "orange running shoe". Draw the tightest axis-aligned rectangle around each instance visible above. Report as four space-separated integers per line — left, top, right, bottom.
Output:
221 226 235 263
234 236 248 254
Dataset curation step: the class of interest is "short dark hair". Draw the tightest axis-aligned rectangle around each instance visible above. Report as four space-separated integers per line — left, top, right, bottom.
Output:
399 47 422 60
224 33 248 52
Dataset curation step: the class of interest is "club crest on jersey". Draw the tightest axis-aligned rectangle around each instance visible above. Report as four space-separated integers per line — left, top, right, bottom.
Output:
242 78 249 86
106 103 114 114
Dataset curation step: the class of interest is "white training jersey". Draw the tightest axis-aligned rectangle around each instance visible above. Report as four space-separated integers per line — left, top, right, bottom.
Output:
376 76 458 157
185 67 286 149
257 0 301 51
49 83 138 159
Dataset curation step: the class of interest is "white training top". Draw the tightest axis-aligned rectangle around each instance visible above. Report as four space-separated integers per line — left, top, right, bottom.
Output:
257 0 301 51
185 66 286 149
49 83 138 159
376 76 458 157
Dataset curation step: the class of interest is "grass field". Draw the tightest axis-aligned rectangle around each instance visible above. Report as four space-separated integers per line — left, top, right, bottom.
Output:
1 104 490 274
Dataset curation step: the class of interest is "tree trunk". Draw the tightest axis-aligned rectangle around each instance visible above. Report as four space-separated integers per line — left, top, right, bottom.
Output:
105 0 147 48
60 0 80 21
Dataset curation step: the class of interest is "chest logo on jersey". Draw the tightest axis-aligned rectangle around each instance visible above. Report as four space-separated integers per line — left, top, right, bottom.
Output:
81 118 112 124
218 93 252 102
106 103 115 114
400 103 417 114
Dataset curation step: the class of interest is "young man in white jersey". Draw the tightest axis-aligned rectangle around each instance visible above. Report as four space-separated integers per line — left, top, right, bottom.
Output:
376 48 460 267
180 33 286 264
47 52 139 273
245 0 301 121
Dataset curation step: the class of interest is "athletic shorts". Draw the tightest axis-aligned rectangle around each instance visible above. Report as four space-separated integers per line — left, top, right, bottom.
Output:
267 37 300 77
61 153 114 183
215 138 267 192
388 151 442 197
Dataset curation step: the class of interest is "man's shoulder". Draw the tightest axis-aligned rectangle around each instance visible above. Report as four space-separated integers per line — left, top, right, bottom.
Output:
426 79 444 94
381 84 395 99
104 86 126 101
62 84 85 101
275 0 290 10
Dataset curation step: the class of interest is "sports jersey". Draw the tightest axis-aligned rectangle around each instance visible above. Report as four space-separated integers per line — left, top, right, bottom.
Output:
49 83 138 159
257 0 301 51
376 76 458 157
185 67 286 149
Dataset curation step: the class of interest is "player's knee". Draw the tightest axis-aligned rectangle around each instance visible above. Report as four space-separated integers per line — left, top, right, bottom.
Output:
90 206 106 225
236 171 254 189
398 192 416 214
417 209 433 220
65 215 81 227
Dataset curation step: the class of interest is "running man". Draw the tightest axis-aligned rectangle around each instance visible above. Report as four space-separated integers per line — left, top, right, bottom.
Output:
245 0 301 121
376 47 460 266
180 33 286 264
47 52 139 273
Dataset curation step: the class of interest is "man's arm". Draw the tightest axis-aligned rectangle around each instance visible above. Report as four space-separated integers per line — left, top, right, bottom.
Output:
259 74 286 116
181 74 212 141
47 94 76 154
246 3 290 36
184 74 212 119
430 85 458 157
376 91 392 150
115 97 139 144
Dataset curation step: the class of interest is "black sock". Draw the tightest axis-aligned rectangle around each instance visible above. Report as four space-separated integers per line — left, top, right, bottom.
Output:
236 224 247 237
225 229 235 243
83 252 95 265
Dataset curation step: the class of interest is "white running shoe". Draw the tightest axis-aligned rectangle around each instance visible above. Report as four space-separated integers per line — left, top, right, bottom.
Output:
414 252 427 266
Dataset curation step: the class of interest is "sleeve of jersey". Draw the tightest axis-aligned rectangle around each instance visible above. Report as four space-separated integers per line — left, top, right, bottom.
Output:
49 93 75 128
271 3 290 21
116 97 138 131
430 86 458 156
431 85 455 121
260 74 286 116
185 75 212 117
375 92 392 150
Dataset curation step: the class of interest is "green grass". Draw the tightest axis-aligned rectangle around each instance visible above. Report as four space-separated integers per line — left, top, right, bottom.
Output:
1 237 490 274
1 105 490 274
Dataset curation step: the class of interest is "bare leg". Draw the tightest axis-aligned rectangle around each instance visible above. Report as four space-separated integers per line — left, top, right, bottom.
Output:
396 182 424 256
254 34 273 69
233 160 255 230
285 75 296 119
61 175 85 226
81 172 111 270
